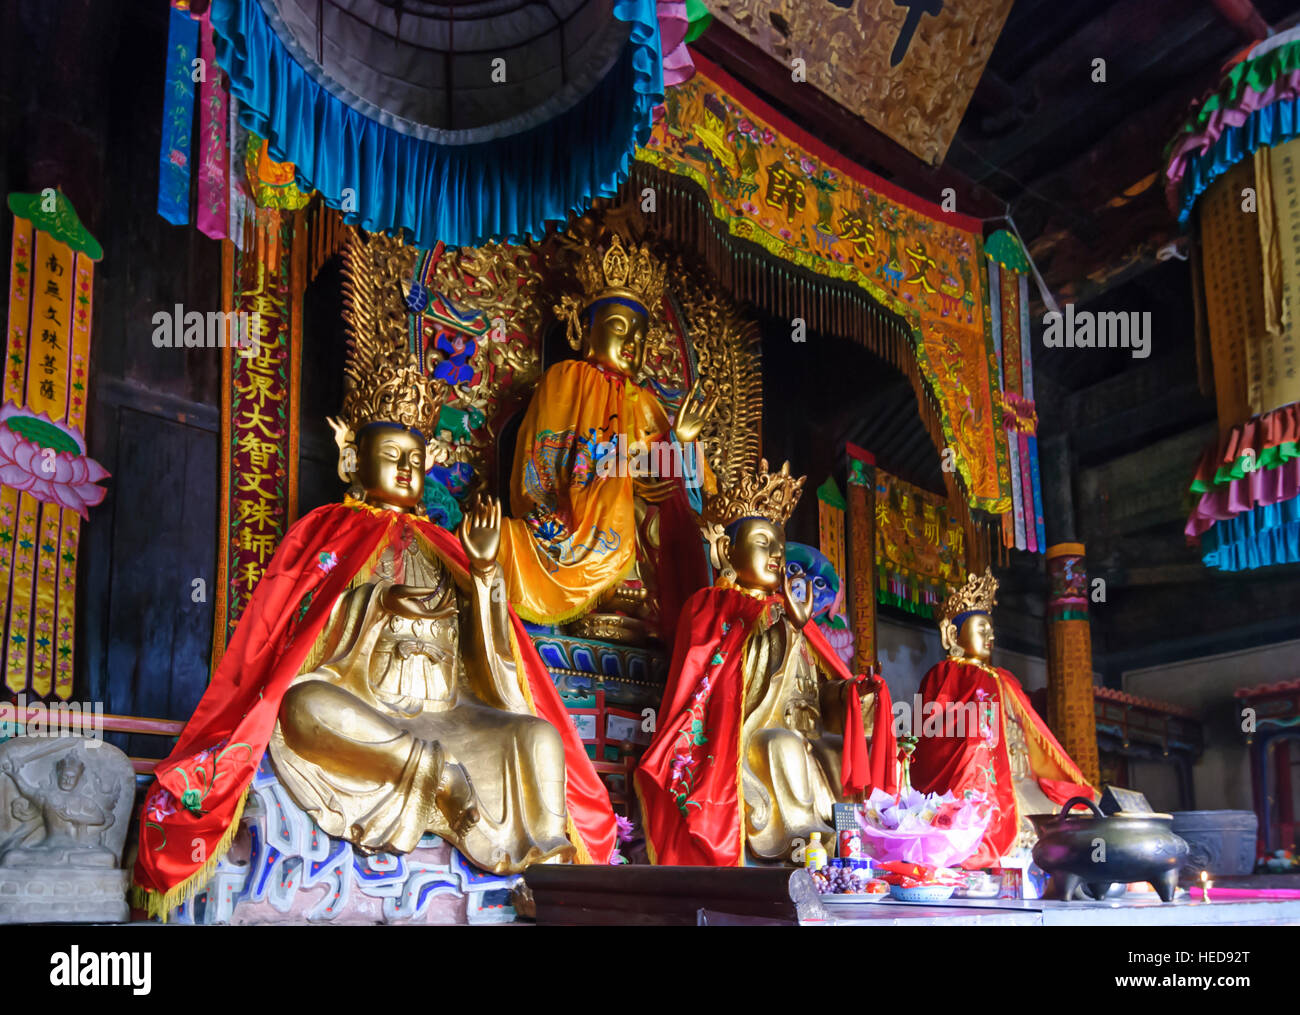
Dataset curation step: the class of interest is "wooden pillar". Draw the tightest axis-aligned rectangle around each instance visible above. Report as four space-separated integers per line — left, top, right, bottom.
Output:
1044 542 1101 786
845 445 877 672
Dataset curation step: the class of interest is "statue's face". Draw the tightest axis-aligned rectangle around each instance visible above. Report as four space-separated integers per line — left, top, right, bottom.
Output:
957 614 995 662
727 518 786 593
583 302 646 376
56 761 82 791
355 425 425 510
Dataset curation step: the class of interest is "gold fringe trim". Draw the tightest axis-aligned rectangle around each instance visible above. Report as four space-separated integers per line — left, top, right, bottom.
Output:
135 513 403 923
507 554 640 627
131 787 250 923
997 673 1091 790
628 163 1008 567
505 602 602 866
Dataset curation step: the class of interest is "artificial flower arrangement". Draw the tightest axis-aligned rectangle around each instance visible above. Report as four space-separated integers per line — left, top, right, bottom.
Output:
853 787 992 868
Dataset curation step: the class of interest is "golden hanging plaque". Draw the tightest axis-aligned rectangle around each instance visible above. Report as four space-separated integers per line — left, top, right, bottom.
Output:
704 0 1014 166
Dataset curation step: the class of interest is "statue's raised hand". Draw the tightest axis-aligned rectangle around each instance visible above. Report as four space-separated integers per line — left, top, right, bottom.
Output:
783 571 813 630
459 493 501 572
673 376 720 445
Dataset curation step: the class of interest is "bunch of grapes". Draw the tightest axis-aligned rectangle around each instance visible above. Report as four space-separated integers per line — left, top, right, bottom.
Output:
812 865 867 895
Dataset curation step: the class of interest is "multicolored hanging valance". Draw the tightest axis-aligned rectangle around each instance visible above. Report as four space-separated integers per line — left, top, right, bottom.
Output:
638 55 1012 515
1165 25 1300 225
872 464 966 619
986 230 1045 554
1181 133 1300 569
203 0 664 248
2 191 108 699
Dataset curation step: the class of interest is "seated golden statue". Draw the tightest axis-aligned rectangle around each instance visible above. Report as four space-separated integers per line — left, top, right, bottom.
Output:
496 234 716 643
270 364 572 870
910 569 1094 868
635 461 896 866
133 340 618 917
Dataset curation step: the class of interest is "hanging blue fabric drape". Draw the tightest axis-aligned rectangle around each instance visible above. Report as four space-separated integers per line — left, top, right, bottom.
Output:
209 0 664 248
1202 497 1300 571
1175 96 1300 225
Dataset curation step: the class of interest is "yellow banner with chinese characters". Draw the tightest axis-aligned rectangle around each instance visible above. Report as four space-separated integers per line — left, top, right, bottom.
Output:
2 191 107 699
639 58 1011 513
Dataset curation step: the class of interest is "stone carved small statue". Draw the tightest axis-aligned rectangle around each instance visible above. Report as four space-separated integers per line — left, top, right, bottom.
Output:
0 737 134 923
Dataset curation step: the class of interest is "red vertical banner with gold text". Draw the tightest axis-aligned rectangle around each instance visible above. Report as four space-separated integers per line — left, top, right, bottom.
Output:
211 211 303 667
1 191 107 699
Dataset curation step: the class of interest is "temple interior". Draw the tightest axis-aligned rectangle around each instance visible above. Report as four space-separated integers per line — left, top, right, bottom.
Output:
1 0 1299 937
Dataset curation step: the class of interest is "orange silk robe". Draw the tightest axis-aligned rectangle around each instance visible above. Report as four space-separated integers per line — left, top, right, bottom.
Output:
498 359 713 626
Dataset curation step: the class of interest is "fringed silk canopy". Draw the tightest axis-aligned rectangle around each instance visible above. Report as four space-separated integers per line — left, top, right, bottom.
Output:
209 0 664 247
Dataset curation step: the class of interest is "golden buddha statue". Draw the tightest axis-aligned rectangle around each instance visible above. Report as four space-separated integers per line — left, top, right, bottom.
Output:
910 569 1093 868
635 461 896 866
496 234 717 643
269 354 573 870
133 335 619 918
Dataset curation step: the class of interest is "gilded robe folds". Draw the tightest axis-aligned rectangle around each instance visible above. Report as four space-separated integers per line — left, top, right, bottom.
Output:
133 503 616 918
269 538 574 872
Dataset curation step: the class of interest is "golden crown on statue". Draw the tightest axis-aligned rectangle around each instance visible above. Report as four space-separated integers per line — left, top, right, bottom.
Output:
937 567 1000 648
558 234 667 350
702 458 805 529
578 233 666 309
334 342 438 443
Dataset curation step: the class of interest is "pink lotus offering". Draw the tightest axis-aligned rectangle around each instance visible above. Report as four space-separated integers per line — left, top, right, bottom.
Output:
855 787 992 867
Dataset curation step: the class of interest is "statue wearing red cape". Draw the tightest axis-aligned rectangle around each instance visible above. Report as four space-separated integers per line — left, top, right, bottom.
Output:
132 315 622 917
634 460 897 867
910 569 1093 869
132 501 618 917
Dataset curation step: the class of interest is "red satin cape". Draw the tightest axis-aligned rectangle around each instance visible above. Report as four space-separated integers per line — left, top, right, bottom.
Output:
132 502 616 916
909 659 1094 868
634 585 897 867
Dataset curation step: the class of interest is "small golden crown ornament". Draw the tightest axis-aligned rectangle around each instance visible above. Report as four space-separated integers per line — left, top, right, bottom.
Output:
557 234 667 351
702 458 805 529
937 567 999 652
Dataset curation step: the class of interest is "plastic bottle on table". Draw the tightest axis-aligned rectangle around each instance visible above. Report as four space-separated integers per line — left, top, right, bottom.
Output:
804 832 828 872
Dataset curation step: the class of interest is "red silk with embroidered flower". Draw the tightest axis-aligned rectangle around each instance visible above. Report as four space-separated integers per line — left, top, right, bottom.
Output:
133 502 617 916
635 585 896 866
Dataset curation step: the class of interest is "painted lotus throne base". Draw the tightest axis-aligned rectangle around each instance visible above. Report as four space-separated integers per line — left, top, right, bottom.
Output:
164 759 521 925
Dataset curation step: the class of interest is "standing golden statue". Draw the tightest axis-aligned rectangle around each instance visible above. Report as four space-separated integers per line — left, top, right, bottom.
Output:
635 460 897 866
133 333 617 918
910 569 1094 868
496 234 717 643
